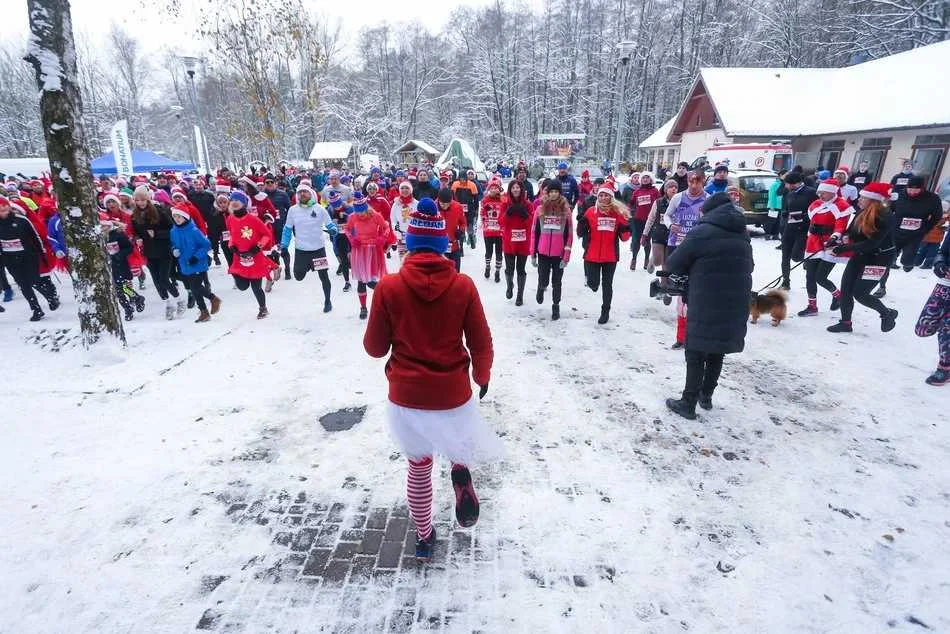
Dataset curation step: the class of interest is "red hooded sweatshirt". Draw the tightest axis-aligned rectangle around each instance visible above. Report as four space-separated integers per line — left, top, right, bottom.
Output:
364 251 493 410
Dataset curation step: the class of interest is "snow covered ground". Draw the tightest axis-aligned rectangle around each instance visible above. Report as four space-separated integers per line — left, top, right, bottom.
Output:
2 237 948 633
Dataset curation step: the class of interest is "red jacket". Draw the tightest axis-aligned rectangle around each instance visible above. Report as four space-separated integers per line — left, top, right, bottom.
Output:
480 195 504 237
364 252 493 410
631 185 660 222
367 195 392 221
439 200 468 254
251 192 279 223
578 206 631 263
499 196 533 256
805 197 851 258
226 212 276 279
579 179 594 201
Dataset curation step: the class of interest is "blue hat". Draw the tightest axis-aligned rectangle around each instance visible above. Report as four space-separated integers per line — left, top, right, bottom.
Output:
352 191 368 212
817 170 832 180
328 191 343 210
229 190 249 207
370 166 381 175
340 175 352 184
405 198 449 254
557 162 568 170
395 170 405 178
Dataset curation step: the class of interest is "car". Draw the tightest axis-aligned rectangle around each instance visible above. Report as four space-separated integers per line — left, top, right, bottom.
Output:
706 170 779 226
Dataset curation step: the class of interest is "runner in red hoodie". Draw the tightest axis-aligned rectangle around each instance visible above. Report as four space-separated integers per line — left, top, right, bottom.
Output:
363 199 500 563
629 173 660 271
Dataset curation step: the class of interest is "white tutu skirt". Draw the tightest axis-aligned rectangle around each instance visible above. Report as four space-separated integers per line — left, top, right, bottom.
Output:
386 397 505 466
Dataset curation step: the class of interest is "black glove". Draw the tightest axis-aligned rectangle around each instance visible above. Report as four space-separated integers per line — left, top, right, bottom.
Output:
832 244 848 255
478 384 489 399
187 256 199 265
247 245 261 255
935 260 949 279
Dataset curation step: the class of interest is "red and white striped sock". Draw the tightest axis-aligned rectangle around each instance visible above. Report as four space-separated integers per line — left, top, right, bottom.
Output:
407 457 433 540
832 289 841 299
358 292 367 308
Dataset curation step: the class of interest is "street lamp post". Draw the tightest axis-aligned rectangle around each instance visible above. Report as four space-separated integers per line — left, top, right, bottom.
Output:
181 56 210 173
612 41 636 172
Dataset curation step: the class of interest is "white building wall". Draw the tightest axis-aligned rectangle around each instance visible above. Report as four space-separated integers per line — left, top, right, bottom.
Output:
679 128 733 165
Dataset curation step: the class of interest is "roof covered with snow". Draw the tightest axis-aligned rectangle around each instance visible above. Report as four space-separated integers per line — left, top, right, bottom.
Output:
638 117 677 148
435 138 486 172
670 40 950 140
394 139 440 156
308 141 353 161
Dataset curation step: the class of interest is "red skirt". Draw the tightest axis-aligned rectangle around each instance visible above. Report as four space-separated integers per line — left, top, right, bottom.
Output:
228 251 278 280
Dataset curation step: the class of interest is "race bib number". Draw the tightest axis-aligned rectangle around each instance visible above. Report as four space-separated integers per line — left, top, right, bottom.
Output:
597 216 616 232
106 241 120 255
896 178 908 186
636 195 652 206
221 231 231 242
542 216 561 230
486 220 500 231
861 265 886 281
787 211 803 223
899 217 922 231
312 257 329 270
511 229 527 242
767 209 780 218
854 177 866 185
1 239 24 252
239 254 255 267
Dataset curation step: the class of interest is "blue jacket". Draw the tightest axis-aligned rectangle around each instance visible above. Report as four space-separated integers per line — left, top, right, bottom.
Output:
705 179 728 195
557 174 580 207
170 220 211 275
47 214 66 255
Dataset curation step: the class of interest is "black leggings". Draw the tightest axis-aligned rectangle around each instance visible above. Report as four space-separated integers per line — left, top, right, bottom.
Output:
293 247 332 302
484 237 502 267
447 250 461 272
504 254 527 278
781 226 806 282
537 254 564 305
804 258 838 298
146 255 179 300
839 256 889 322
630 218 651 262
233 275 266 308
4 257 55 311
0 261 10 292
586 262 617 308
182 272 214 312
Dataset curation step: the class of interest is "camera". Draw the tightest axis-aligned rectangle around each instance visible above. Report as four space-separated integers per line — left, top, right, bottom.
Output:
649 270 689 298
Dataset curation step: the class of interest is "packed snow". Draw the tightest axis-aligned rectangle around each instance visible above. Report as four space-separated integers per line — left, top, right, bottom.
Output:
1 238 948 632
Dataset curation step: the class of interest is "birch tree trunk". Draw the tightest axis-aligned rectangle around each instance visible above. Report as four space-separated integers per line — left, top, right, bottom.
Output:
24 0 126 348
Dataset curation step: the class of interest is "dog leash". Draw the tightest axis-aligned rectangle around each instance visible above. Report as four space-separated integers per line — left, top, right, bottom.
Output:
755 250 821 294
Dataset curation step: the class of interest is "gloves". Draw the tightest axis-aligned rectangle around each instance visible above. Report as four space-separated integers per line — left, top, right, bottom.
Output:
560 259 567 269
832 244 848 255
531 254 538 268
478 384 489 399
172 248 181 257
823 234 840 249
935 260 949 279
247 245 261 255
187 256 199 265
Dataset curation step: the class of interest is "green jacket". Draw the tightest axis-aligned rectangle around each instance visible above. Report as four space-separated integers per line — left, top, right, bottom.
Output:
767 179 784 210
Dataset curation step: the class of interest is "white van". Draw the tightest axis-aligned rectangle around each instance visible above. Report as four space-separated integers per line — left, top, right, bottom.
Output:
690 142 793 173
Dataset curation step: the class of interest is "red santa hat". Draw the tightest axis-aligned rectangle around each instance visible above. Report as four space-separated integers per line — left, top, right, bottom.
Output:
487 178 503 192
170 186 188 199
597 182 615 196
170 204 191 221
102 193 121 208
215 177 231 194
816 178 840 195
238 175 258 190
833 166 850 178
858 182 891 202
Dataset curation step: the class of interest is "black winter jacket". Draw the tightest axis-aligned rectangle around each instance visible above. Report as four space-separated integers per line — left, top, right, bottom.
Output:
106 228 133 281
891 190 943 240
782 185 818 227
665 202 753 354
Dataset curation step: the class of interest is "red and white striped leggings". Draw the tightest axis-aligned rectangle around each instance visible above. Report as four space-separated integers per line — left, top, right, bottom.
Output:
407 456 465 540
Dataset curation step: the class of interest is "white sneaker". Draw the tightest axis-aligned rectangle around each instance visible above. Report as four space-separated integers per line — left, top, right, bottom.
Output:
176 297 187 316
165 299 176 320
265 278 274 293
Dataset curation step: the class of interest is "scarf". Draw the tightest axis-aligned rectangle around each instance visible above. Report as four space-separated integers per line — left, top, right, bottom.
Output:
398 194 414 206
506 193 529 219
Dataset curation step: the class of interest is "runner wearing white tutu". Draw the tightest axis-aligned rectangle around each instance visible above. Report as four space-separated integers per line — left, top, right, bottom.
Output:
344 191 396 319
363 196 501 562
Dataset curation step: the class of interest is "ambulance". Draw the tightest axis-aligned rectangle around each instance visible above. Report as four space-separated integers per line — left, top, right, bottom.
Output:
689 142 793 173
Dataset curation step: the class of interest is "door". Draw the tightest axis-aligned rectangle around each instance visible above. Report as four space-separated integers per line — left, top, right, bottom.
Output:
911 147 947 191
853 150 887 181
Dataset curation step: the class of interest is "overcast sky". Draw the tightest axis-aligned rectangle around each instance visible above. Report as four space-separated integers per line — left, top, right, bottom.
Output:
3 0 507 60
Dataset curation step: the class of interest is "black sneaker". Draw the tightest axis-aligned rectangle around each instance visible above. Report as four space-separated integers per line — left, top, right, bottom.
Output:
48 296 60 311
284 269 292 280
551 304 560 321
415 526 437 562
697 392 712 410
925 368 950 386
187 294 196 309
124 309 134 321
359 307 368 320
134 295 146 312
830 295 840 311
871 287 886 299
662 294 672 306
451 466 480 528
494 270 500 283
780 279 791 291
506 282 513 299
797 306 818 317
257 307 269 320
536 287 545 304
484 265 490 279
827 320 852 333
881 308 898 333
323 300 332 313
665 397 697 420
30 309 45 322
597 306 609 324
671 341 684 350
343 282 352 292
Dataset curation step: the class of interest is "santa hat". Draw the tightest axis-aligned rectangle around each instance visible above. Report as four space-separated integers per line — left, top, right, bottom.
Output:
398 181 413 192
439 171 452 180
119 187 134 198
351 191 368 213
29 179 44 188
581 170 590 178
817 178 840 195
597 183 615 196
299 178 312 187
327 191 344 210
229 190 250 208
102 193 121 208
215 178 231 194
170 186 188 199
405 197 448 254
858 182 891 202
487 178 503 192
238 175 258 190
170 204 191 221
365 180 379 192
833 166 850 177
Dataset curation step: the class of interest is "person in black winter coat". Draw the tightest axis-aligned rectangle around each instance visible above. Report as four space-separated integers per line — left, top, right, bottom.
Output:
663 193 754 419
673 162 690 192
779 172 818 289
105 219 145 321
265 177 292 278
0 197 58 321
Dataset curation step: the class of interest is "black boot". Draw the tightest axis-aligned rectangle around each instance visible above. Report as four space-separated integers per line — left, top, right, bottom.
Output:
515 273 526 306
597 305 610 324
494 267 501 283
697 393 713 410
551 304 560 321
666 397 697 419
484 263 490 279
29 308 45 322
505 274 514 299
781 278 791 291
699 353 723 410
880 308 898 332
536 286 545 304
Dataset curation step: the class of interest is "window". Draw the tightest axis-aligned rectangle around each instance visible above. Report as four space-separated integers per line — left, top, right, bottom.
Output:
861 137 892 149
912 133 949 190
854 138 892 180
914 134 950 145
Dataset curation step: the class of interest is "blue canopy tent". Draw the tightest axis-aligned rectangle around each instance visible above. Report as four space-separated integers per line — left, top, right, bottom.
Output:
90 150 195 176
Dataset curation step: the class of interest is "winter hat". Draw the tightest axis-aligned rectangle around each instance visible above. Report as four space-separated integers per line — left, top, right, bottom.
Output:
119 187 134 198
102 193 121 208
329 169 340 178
817 178 840 195
295 184 317 202
398 181 413 193
581 169 590 178
4 182 18 193
405 197 449 254
170 204 191 221
817 170 832 180
370 166 381 175
437 188 453 204
328 191 344 210
238 175 258 190
229 190 250 208
833 166 850 178
153 189 173 206
340 175 352 184
597 182 615 196
858 182 891 202
395 170 405 178
365 181 379 192
557 162 568 170
215 178 231 193
487 178 502 192
908 175 926 188
8 198 30 215
133 184 152 199
352 191 368 213
171 186 187 199
713 165 728 175
0 194 9 207
703 192 732 212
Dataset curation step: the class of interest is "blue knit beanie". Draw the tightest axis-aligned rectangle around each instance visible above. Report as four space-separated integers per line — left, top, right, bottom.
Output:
328 191 343 210
405 197 449 254
229 190 249 208
352 191 368 213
